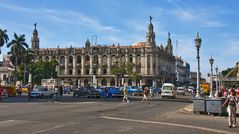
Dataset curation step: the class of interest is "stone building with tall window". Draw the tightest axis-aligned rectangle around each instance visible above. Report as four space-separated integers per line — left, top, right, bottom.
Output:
31 18 176 87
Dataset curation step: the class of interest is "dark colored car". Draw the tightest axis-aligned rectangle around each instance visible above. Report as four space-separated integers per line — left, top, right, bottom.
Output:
73 87 100 98
151 87 162 94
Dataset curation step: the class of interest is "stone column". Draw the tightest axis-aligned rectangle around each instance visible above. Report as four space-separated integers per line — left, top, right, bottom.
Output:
98 55 102 75
65 56 68 75
141 53 145 75
73 55 77 75
90 55 93 75
150 55 153 75
125 53 128 63
156 55 159 75
107 55 111 74
145 53 148 75
133 54 136 72
81 55 85 75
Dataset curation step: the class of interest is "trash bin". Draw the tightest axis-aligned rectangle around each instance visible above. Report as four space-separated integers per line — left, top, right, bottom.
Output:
193 97 206 113
205 98 227 115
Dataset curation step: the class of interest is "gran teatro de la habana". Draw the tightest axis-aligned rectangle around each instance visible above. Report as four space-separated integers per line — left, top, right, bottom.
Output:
31 18 177 87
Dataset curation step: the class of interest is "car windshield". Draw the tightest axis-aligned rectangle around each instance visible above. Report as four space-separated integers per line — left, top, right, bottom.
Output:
163 86 172 90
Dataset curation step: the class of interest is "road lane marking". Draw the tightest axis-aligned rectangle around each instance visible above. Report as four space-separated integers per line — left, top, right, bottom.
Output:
100 116 237 134
32 125 64 134
0 120 15 124
0 106 8 108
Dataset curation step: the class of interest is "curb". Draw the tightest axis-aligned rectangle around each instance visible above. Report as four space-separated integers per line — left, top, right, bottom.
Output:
183 104 193 113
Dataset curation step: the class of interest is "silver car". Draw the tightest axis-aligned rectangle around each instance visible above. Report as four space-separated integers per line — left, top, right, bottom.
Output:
31 87 54 98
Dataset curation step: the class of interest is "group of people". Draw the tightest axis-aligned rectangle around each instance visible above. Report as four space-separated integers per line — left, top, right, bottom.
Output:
122 85 151 104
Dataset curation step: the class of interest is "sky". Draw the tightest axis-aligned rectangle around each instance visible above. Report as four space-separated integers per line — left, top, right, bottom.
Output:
0 0 239 76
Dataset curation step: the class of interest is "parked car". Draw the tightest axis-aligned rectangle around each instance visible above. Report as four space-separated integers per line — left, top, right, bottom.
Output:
177 87 185 95
119 86 143 96
96 86 123 98
161 83 177 99
74 87 100 98
31 86 54 98
150 87 162 94
187 86 195 93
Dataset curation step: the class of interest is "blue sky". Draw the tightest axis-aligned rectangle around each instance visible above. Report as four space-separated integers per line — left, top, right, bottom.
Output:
0 0 239 76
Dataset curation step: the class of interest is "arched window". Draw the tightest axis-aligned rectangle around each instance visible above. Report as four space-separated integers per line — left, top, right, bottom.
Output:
69 56 73 64
103 69 107 75
146 79 153 87
77 56 81 64
69 70 73 75
111 55 116 65
128 79 132 86
52 56 56 61
45 56 49 62
93 55 98 64
110 79 115 86
129 55 133 63
101 79 107 86
136 54 141 65
84 79 89 87
39 56 42 61
102 55 107 65
77 69 81 75
121 55 126 64
85 69 89 75
85 55 90 65
60 56 65 64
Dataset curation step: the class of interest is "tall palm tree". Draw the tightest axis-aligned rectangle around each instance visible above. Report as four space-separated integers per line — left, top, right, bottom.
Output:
7 33 28 85
22 48 34 85
0 29 9 54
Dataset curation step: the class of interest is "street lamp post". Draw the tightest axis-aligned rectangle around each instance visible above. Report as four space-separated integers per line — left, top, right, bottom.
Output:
215 66 218 98
209 56 214 98
195 32 202 98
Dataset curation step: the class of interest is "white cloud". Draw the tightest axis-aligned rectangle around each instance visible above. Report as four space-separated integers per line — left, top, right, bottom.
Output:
0 3 121 33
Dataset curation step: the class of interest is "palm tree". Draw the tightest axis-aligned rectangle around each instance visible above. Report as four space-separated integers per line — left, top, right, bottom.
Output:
22 48 34 85
7 33 28 85
0 29 9 54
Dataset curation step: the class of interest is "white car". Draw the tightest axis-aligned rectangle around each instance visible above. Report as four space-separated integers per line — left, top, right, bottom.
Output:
177 87 185 95
161 83 177 99
31 87 54 98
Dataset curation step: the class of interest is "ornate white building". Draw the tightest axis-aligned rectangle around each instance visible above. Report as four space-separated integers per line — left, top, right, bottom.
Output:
32 18 176 87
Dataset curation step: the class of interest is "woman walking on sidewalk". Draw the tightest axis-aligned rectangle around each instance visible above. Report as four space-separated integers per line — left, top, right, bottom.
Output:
222 88 238 128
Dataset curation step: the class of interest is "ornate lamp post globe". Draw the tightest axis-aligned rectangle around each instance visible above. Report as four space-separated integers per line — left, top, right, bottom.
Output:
209 56 214 98
195 32 202 98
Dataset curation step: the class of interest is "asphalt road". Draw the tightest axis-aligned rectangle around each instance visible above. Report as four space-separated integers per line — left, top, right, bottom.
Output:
0 94 239 134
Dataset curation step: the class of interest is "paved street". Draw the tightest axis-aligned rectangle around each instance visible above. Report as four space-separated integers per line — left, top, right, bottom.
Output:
0 94 238 134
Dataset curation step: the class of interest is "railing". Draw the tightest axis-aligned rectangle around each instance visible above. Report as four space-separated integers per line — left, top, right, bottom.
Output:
221 77 239 81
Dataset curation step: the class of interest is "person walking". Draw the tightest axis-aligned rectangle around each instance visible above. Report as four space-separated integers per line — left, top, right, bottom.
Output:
54 86 60 101
141 85 150 104
0 86 3 102
122 86 129 102
150 87 154 99
104 87 109 100
222 88 238 128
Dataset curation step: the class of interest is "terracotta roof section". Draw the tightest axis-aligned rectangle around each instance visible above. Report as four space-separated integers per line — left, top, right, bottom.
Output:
132 42 148 48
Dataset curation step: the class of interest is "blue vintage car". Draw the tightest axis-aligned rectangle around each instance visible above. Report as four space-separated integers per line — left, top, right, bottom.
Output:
97 86 123 98
119 86 143 96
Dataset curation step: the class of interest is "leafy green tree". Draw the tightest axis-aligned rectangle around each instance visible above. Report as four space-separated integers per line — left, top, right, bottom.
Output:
0 29 9 54
7 33 28 84
112 63 133 86
221 67 233 77
130 72 142 87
